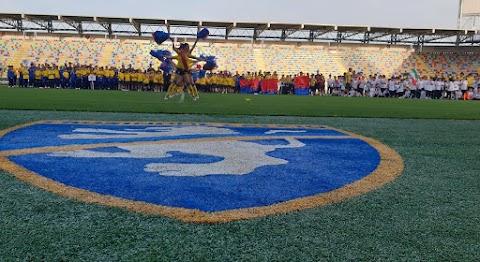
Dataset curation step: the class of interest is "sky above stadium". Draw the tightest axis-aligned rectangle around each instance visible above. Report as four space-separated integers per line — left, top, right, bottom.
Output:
1 0 460 29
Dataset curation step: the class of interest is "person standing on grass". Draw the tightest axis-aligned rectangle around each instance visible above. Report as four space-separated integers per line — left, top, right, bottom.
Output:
21 65 29 88
473 75 479 99
417 76 425 99
314 71 325 96
345 68 353 92
379 75 387 97
396 78 405 98
454 79 462 100
7 66 15 87
424 77 434 99
446 78 454 99
388 77 396 98
409 76 417 99
460 74 468 96
310 74 316 96
327 75 335 95
29 63 35 87
435 77 445 99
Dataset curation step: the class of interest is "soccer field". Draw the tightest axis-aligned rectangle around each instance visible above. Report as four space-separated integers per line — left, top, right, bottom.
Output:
1 87 480 119
0 87 479 261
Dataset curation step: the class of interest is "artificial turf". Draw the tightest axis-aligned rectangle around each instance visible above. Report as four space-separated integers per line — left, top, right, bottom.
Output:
0 85 479 261
1 86 479 119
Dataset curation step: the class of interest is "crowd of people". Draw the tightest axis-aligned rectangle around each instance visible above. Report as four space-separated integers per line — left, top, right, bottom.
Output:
4 62 238 94
318 68 480 100
5 63 480 100
276 68 480 100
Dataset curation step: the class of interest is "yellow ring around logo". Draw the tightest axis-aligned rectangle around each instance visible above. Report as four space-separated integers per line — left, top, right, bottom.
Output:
0 121 404 224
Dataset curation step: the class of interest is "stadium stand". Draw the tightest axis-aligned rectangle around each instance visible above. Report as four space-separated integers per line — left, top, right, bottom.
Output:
2 35 480 78
261 45 346 76
340 48 410 77
0 38 23 77
25 38 106 66
420 52 480 75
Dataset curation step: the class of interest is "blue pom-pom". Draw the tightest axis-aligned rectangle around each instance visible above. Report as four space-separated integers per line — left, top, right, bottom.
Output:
153 31 170 45
159 58 174 73
200 55 217 70
197 28 210 39
150 50 171 60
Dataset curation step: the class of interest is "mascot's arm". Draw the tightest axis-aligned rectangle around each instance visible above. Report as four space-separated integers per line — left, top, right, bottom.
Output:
190 55 206 62
190 39 199 53
170 38 181 54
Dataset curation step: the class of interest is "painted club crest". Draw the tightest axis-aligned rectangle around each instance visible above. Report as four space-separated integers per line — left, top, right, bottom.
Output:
0 121 403 223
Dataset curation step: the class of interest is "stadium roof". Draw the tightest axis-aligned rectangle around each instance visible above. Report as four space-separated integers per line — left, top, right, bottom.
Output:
0 13 478 46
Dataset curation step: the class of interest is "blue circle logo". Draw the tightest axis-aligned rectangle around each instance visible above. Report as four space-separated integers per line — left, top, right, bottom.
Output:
0 121 403 223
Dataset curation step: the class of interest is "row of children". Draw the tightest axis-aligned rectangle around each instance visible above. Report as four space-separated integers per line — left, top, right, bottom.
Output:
6 63 171 91
6 62 239 94
324 71 480 100
6 64 119 89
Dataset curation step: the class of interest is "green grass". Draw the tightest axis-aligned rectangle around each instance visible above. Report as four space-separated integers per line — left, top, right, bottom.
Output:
1 86 479 119
0 87 479 261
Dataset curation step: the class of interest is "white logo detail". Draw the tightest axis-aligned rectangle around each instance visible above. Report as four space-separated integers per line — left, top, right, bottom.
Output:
265 130 307 135
50 138 305 177
59 126 239 140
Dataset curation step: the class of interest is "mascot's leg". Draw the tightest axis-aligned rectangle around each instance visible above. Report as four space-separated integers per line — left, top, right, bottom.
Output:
165 74 184 99
186 75 199 100
190 85 199 99
165 82 177 100
184 76 198 100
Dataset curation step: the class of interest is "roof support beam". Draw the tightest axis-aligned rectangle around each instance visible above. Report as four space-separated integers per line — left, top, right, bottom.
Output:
308 28 335 42
390 34 398 45
424 34 454 43
336 32 342 43
165 20 171 34
61 17 83 34
0 18 22 31
254 24 270 40
99 21 112 36
130 18 141 36
363 32 370 43
225 23 236 40
369 32 393 41
25 15 53 33
280 24 304 41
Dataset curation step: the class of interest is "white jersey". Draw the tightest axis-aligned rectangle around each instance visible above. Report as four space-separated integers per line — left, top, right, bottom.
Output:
396 82 404 93
409 79 417 91
388 80 396 91
405 89 411 98
435 80 444 91
424 81 433 92
328 78 335 88
359 79 366 89
456 90 463 99
367 79 376 89
461 80 468 91
351 79 358 89
453 81 460 91
380 78 387 89
447 82 455 92
417 80 425 90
